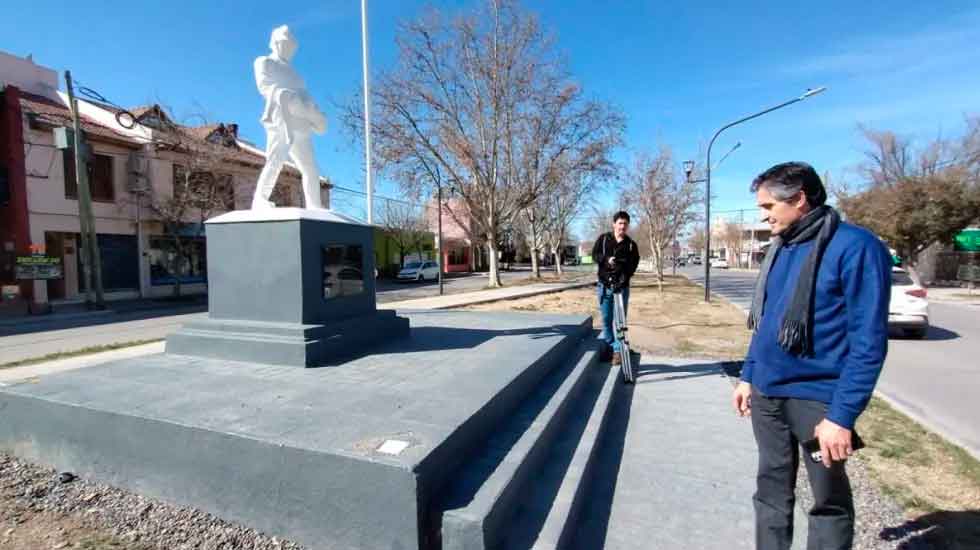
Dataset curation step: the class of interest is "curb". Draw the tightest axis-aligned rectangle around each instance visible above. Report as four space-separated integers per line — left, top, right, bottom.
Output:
872 389 980 461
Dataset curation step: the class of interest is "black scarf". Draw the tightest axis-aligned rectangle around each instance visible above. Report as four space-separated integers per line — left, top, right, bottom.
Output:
747 205 840 356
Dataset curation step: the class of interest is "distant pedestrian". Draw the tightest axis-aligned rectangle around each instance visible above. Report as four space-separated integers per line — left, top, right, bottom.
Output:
592 211 640 365
732 162 891 550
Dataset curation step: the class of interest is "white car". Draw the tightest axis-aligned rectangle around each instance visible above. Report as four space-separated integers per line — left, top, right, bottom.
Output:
397 261 440 282
710 258 729 269
889 267 929 338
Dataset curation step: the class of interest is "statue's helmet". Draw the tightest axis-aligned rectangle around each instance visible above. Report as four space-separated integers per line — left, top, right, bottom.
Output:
269 25 298 61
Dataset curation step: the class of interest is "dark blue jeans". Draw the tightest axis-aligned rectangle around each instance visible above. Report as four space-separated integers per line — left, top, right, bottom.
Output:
597 282 629 352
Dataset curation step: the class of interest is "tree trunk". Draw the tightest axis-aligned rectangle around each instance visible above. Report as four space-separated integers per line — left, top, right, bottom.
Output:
554 231 565 276
172 236 184 298
530 248 540 278
649 235 663 293
657 246 666 292
487 241 502 287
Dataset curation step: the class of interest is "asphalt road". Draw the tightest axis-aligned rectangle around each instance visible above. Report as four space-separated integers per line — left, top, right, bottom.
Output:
0 264 593 365
682 266 980 459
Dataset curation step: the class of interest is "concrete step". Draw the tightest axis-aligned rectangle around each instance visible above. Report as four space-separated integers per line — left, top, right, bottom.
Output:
439 339 601 550
503 363 620 550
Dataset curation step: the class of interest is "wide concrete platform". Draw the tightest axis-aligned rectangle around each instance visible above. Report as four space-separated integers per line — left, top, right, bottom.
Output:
0 309 591 550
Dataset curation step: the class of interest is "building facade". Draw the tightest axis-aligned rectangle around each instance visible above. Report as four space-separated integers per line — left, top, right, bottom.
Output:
0 51 328 315
425 197 488 273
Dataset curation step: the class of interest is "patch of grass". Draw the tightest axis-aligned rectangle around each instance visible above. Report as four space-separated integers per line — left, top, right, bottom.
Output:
674 338 702 354
0 339 163 370
856 396 980 519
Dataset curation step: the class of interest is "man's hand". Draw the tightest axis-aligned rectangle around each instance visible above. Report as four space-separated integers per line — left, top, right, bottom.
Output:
814 419 852 468
732 382 751 417
607 257 616 266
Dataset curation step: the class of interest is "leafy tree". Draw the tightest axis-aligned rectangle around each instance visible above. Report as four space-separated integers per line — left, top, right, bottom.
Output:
837 118 980 276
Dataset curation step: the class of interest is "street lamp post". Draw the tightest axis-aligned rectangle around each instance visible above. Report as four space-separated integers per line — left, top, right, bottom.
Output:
694 86 826 302
683 141 739 266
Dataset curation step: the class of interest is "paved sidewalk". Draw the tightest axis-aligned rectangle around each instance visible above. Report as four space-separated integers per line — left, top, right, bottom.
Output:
573 358 805 550
379 280 594 310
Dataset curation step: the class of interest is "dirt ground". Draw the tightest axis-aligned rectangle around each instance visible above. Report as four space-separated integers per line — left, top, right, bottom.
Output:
466 273 753 359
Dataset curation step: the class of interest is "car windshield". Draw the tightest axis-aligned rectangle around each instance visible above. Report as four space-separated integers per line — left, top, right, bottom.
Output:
404 262 421 269
892 271 915 285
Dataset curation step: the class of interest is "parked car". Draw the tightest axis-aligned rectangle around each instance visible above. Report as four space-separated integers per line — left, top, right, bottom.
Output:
397 261 440 282
323 266 364 298
692 257 703 265
710 258 729 269
889 267 929 338
676 257 688 267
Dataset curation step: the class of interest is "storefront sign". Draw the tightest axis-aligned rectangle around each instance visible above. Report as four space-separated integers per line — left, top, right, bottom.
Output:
954 229 980 252
15 255 63 280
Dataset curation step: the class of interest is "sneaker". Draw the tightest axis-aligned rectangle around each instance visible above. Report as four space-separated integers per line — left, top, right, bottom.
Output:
611 352 622 366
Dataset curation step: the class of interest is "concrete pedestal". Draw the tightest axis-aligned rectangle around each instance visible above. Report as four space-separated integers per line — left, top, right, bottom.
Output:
165 208 409 366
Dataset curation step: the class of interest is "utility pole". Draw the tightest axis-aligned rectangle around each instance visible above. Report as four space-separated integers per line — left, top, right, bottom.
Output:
65 71 105 309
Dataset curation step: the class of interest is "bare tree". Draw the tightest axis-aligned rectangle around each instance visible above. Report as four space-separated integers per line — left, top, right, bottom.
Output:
514 200 551 278
137 110 241 296
343 0 622 287
545 168 602 276
687 226 707 259
626 147 701 291
838 118 980 277
379 200 430 269
721 221 743 267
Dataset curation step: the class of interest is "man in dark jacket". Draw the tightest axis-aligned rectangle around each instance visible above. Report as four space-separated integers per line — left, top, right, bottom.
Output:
732 162 891 550
592 211 640 365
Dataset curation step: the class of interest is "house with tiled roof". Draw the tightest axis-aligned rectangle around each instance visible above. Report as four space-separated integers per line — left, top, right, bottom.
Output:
0 50 331 314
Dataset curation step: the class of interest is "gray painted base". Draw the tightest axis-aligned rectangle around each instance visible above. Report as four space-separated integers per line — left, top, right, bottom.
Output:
0 310 591 550
165 310 410 367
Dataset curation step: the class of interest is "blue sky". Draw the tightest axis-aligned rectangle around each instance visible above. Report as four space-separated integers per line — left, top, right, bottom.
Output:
3 1 978 234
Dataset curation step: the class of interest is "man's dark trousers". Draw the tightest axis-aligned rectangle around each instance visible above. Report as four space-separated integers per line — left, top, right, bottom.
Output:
751 387 855 550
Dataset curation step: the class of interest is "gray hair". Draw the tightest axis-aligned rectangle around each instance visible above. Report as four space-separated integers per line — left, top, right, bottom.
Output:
750 162 827 206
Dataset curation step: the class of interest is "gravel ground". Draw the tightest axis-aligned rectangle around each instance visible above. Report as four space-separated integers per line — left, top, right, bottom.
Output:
0 453 308 550
795 452 942 549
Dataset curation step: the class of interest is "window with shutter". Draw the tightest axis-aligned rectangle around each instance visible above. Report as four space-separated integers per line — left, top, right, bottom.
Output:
63 152 114 202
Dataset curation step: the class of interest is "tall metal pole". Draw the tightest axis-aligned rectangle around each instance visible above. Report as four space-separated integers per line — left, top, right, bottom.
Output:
437 183 444 295
361 0 373 224
65 71 105 309
702 86 827 302
704 149 712 301
738 209 744 269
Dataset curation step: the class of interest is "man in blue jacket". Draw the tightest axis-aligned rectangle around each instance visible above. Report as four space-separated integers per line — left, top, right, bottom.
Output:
731 162 891 550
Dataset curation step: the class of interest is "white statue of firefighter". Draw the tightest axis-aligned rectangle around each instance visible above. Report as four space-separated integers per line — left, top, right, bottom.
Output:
251 25 328 210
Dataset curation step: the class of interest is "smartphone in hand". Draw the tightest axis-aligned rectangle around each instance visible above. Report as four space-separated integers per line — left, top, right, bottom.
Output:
801 432 865 464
